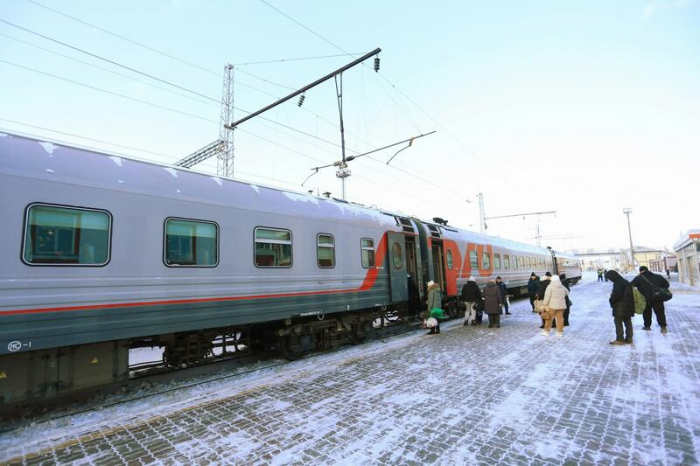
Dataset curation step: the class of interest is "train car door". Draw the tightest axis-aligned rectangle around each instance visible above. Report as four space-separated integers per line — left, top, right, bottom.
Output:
432 241 445 291
387 231 408 302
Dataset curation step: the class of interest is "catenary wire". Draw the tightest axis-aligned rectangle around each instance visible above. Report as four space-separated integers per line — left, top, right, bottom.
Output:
0 18 220 103
0 32 219 108
257 0 489 168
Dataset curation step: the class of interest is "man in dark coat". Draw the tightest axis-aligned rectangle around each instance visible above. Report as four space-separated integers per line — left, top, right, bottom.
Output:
483 280 504 328
631 266 670 333
496 276 510 315
527 273 540 312
606 270 635 345
536 272 551 328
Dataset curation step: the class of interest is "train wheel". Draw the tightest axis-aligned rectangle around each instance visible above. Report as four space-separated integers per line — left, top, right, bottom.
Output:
278 331 315 361
350 320 373 345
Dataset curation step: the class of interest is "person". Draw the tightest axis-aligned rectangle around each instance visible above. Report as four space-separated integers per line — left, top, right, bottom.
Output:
527 273 540 313
536 272 552 328
605 270 634 345
407 274 421 312
483 280 503 328
604 269 609 282
461 277 482 326
496 276 510 315
541 275 569 336
666 268 670 280
597 269 604 282
557 273 571 327
425 280 443 335
631 266 670 334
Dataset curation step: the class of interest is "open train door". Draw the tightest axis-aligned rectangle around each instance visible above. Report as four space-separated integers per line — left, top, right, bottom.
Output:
387 231 408 303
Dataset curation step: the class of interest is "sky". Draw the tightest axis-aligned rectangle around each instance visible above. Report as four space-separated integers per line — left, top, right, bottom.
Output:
1 0 698 252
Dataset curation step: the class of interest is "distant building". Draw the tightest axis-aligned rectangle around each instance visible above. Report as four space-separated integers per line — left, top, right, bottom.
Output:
674 230 700 287
648 255 677 274
572 246 672 272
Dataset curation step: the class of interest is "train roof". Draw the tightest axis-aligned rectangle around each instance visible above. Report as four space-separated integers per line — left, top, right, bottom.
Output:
1 131 579 260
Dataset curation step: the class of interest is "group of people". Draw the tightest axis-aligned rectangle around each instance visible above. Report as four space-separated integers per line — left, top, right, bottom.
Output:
605 266 671 345
528 272 572 336
423 265 672 343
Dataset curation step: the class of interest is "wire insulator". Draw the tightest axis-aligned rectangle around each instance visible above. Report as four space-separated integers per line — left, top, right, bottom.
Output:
373 56 380 72
298 94 306 107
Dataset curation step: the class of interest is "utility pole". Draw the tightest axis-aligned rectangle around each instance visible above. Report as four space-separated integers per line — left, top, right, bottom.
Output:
478 193 486 234
218 64 235 178
623 207 634 270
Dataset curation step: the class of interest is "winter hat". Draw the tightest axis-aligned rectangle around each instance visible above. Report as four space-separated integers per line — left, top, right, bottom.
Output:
545 272 552 277
551 275 560 283
559 274 566 280
639 266 649 273
469 276 475 281
530 272 536 277
427 280 435 287
496 276 502 280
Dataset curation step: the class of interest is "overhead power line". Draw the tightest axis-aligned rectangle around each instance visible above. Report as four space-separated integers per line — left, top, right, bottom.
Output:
0 18 220 103
236 53 362 66
25 0 221 77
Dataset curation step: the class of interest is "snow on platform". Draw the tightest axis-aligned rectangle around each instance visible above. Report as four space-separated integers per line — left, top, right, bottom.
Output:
1 275 699 464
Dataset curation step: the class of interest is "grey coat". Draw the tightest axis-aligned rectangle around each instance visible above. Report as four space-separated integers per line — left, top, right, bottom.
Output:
483 282 503 314
427 288 442 310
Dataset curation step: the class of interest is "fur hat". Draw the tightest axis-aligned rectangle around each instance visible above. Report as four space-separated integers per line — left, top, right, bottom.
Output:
545 272 552 277
427 280 435 287
551 275 560 283
530 272 537 277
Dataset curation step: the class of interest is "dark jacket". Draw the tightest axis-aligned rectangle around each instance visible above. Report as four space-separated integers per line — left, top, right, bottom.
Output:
527 276 540 294
606 270 634 317
483 282 503 314
497 281 507 300
461 281 482 302
631 271 670 303
535 279 550 300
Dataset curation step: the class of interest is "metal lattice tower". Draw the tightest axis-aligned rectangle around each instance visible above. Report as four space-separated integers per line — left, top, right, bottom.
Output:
218 64 235 177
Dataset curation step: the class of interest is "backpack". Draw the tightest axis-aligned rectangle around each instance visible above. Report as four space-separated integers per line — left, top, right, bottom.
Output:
632 287 646 315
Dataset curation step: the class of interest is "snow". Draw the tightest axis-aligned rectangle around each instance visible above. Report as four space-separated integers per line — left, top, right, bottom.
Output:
108 156 123 167
0 133 8 137
282 191 319 205
210 176 223 187
250 184 261 194
163 167 179 178
38 141 57 155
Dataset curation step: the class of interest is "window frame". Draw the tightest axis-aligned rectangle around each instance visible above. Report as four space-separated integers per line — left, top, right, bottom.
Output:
361 237 375 269
164 217 220 268
482 250 492 270
469 250 478 268
253 226 293 268
446 249 453 270
316 233 336 269
392 241 404 270
504 254 511 269
21 202 113 267
494 253 501 270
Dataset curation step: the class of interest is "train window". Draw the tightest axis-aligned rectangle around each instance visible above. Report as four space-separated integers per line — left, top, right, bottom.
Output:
446 250 453 270
392 242 403 269
482 251 491 270
504 254 510 269
469 250 478 268
23 204 111 266
255 227 292 267
165 218 218 267
494 254 501 269
361 238 375 269
525 257 530 267
317 234 335 268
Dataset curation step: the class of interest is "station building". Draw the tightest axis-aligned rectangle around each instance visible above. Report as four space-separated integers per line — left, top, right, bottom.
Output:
673 230 700 287
573 246 673 273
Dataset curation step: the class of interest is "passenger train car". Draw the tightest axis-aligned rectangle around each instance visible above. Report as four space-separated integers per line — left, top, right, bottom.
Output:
0 132 581 405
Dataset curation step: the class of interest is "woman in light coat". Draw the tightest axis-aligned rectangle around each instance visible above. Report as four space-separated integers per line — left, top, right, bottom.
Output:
541 275 569 336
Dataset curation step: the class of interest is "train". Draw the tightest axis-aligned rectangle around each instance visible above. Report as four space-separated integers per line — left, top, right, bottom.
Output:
0 132 581 405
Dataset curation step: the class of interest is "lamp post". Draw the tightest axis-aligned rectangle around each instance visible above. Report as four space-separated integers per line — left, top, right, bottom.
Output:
623 208 634 271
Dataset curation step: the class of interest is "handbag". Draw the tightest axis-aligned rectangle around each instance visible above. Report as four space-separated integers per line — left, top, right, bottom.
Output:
426 317 438 328
565 296 572 307
534 300 545 312
474 300 485 312
539 308 552 320
641 274 673 302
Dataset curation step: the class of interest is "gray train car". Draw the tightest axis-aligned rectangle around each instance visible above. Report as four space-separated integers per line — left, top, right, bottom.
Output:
0 132 581 405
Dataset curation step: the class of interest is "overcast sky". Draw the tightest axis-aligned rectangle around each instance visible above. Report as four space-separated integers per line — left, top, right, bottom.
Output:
1 0 698 251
